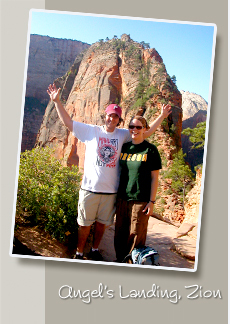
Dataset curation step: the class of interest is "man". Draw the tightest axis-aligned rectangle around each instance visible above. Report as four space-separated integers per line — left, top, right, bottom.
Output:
47 83 171 261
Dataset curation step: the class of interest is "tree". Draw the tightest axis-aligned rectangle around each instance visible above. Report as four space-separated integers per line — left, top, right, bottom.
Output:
182 122 206 149
171 75 177 84
140 41 150 49
140 41 145 48
163 149 194 208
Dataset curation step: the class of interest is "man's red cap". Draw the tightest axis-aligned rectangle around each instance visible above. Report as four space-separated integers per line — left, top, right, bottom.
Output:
105 104 122 118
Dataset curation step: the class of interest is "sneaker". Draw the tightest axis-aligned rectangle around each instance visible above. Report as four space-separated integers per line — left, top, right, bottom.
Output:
72 253 84 260
88 249 103 261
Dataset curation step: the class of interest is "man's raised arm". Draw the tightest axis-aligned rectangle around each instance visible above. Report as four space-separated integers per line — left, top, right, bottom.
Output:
47 83 73 132
144 104 172 138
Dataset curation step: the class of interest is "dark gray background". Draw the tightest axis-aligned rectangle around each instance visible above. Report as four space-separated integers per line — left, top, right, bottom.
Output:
1 0 228 323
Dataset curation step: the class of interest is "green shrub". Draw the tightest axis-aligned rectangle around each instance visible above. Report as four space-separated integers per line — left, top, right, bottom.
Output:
160 198 167 205
154 206 165 215
16 146 82 241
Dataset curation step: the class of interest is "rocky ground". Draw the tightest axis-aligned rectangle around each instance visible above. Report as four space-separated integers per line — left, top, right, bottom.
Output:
13 215 196 270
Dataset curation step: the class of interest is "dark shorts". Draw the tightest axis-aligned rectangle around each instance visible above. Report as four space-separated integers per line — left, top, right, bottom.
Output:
114 198 149 262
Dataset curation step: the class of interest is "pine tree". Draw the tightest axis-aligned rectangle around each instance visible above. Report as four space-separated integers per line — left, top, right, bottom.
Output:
171 75 177 84
182 122 206 149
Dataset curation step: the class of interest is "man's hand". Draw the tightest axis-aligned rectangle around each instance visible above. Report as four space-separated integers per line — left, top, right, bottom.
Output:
161 104 172 118
46 83 73 132
47 83 61 103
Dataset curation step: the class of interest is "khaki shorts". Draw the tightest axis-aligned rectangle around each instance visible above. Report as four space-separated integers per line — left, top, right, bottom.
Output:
77 189 117 226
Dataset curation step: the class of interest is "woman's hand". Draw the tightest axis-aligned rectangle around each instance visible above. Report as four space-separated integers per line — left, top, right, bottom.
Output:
142 202 154 216
161 103 172 118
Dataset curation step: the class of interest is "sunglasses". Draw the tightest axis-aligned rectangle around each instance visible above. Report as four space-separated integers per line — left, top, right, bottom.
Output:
129 125 143 130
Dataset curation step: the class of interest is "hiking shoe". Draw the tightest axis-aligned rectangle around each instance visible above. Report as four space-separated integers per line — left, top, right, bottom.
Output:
88 249 103 261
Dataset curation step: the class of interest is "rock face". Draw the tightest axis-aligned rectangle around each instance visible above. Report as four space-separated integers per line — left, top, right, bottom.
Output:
36 35 182 172
21 97 47 152
182 109 207 129
181 90 208 120
26 34 90 104
184 168 202 224
21 35 90 152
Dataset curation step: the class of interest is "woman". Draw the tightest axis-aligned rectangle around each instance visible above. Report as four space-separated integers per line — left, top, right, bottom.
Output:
114 115 162 263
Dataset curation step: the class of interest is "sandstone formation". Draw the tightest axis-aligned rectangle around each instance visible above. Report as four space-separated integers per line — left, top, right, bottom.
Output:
181 90 208 120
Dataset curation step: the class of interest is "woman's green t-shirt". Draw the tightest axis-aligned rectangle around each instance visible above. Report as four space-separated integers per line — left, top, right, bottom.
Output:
118 140 162 201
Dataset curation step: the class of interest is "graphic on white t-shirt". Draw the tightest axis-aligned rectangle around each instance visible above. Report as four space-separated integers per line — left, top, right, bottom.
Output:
96 137 118 168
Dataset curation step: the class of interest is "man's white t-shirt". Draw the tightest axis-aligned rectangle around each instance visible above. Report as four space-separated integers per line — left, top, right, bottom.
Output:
72 121 131 193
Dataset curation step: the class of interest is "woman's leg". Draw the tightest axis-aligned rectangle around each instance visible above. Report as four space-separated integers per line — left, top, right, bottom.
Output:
127 202 149 254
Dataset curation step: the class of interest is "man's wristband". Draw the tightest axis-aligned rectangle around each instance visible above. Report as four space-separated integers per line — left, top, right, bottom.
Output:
149 200 156 204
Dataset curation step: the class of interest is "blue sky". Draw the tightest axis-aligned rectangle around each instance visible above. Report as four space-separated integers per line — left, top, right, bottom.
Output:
29 9 216 103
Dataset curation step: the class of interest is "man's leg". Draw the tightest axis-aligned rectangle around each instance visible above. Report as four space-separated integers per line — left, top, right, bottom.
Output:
114 199 131 262
75 189 98 258
86 221 105 261
89 193 116 261
77 225 91 254
92 221 106 249
94 193 116 250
